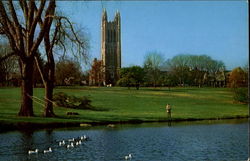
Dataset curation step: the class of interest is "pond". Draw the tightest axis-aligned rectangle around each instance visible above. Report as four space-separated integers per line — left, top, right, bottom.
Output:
0 119 248 161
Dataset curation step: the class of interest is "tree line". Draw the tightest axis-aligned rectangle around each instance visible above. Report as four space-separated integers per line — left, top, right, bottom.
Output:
0 50 85 87
117 52 248 90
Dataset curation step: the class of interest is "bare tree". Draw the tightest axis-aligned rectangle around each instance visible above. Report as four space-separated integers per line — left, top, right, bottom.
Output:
143 51 164 87
0 0 56 116
34 14 89 117
165 54 225 87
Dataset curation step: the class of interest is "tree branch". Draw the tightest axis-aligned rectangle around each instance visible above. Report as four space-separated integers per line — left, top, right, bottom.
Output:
0 26 4 34
34 56 46 86
27 0 35 31
29 0 45 44
33 4 44 26
31 0 55 56
8 0 25 54
19 0 28 22
0 1 19 56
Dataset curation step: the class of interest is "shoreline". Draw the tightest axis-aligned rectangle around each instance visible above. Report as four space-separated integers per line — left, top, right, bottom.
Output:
0 116 248 133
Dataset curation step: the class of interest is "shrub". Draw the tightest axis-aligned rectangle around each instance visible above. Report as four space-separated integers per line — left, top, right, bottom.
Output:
53 92 93 110
233 88 248 104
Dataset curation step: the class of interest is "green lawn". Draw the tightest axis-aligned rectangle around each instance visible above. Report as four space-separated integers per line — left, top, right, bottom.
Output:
0 86 248 124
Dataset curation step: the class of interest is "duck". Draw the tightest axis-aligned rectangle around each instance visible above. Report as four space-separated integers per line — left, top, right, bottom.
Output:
28 149 38 154
59 140 66 146
68 138 75 142
81 135 88 141
43 147 52 153
66 142 74 148
125 154 132 160
66 143 74 148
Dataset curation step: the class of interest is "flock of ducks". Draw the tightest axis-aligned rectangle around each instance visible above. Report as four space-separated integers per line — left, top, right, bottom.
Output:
28 135 89 155
28 135 133 160
28 147 52 154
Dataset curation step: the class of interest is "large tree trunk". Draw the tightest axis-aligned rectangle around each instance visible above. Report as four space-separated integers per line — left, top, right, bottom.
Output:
44 80 55 117
18 59 34 116
43 64 55 117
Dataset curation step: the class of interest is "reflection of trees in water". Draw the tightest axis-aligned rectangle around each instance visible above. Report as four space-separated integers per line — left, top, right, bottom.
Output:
20 129 34 147
44 129 55 145
99 130 130 160
168 120 172 127
17 129 35 161
16 128 55 160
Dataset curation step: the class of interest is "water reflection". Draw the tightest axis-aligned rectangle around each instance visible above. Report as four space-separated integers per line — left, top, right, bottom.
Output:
0 119 248 161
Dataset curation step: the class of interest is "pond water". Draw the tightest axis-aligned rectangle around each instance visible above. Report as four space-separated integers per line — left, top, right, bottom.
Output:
0 119 248 161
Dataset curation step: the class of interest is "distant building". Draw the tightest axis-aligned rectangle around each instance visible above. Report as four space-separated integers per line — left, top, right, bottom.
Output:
89 9 121 86
101 9 121 85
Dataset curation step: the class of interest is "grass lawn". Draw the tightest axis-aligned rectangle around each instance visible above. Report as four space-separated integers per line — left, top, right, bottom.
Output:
0 86 248 125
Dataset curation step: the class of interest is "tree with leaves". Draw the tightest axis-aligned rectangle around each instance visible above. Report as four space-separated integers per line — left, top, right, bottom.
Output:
228 67 248 103
0 43 19 86
117 66 144 89
228 67 247 88
55 58 83 86
89 58 104 86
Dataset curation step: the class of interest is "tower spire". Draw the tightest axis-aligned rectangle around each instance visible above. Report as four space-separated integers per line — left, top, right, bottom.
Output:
102 8 107 21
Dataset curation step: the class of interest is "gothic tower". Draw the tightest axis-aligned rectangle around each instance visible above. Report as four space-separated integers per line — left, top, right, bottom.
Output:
101 9 121 85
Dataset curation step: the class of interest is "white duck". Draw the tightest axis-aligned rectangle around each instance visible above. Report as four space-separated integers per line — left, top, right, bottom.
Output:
125 154 132 160
43 147 52 153
68 138 75 142
81 135 89 141
66 142 74 148
28 149 38 154
59 140 65 146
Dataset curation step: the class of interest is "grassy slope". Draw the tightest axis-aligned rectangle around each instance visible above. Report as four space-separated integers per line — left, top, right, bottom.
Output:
0 87 248 124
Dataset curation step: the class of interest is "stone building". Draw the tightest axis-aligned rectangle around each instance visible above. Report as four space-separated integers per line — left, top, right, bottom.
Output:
101 9 121 85
89 9 121 86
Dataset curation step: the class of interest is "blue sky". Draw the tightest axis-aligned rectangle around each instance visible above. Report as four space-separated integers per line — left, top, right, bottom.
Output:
57 1 248 70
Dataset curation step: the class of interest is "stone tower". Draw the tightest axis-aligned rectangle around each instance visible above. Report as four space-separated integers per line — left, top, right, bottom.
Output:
101 9 121 85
